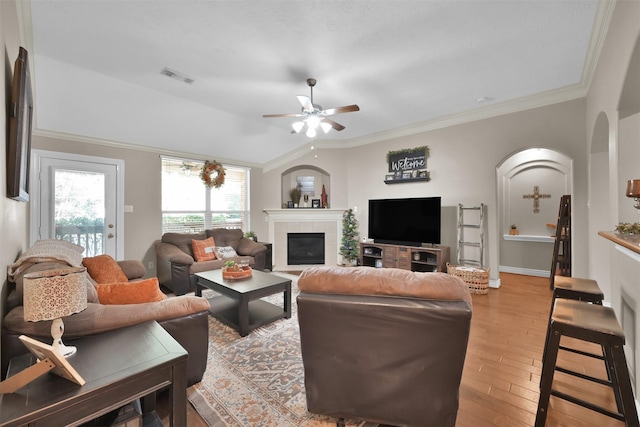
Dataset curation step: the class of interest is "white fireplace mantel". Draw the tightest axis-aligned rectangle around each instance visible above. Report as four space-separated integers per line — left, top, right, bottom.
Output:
263 209 346 270
263 208 346 222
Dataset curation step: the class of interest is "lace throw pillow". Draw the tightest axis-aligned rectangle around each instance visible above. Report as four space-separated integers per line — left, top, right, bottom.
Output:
213 246 238 259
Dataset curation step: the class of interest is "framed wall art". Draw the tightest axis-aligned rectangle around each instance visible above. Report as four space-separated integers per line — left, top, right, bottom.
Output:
7 47 33 202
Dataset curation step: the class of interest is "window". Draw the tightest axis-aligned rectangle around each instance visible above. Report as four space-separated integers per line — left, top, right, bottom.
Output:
161 157 250 234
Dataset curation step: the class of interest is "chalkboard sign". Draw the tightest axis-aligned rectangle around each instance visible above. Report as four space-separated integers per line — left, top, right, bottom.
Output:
388 148 427 173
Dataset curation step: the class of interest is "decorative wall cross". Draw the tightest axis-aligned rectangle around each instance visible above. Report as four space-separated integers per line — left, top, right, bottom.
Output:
523 186 551 213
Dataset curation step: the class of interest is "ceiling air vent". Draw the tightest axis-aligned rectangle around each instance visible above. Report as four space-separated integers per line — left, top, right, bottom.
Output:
160 67 194 84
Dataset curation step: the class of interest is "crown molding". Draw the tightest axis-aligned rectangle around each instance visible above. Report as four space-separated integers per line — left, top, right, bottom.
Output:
32 129 264 169
580 0 617 90
349 83 589 148
33 78 592 175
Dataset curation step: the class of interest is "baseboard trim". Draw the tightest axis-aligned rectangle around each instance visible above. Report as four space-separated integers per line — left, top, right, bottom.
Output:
499 266 550 278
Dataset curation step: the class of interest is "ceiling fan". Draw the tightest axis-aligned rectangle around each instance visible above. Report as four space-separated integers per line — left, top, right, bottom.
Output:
263 78 359 137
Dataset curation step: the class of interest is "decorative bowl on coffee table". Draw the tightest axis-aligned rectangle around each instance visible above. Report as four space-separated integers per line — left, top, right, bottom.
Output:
222 265 253 280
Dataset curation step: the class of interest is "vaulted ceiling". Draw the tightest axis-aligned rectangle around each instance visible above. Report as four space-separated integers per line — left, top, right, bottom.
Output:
23 0 606 168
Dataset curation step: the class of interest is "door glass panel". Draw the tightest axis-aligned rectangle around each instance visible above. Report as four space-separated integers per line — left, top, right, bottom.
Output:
54 169 105 257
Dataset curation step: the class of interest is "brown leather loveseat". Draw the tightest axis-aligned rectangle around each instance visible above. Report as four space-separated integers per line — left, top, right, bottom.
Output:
155 228 267 295
297 266 473 427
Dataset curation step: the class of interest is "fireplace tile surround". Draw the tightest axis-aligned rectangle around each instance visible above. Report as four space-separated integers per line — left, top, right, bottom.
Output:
263 209 344 270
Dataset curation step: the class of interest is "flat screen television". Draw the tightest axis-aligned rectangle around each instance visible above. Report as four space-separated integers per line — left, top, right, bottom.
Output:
368 197 441 246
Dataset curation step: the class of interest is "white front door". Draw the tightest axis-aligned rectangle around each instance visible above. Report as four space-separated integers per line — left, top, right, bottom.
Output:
30 150 124 259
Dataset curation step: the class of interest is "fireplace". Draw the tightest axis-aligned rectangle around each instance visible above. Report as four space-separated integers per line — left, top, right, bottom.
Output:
263 208 343 269
288 233 325 265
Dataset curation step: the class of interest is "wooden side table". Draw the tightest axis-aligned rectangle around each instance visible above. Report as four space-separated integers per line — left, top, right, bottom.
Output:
0 321 187 427
258 242 273 271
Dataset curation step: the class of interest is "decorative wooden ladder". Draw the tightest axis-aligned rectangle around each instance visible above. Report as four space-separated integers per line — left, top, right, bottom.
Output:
457 204 485 268
549 195 571 289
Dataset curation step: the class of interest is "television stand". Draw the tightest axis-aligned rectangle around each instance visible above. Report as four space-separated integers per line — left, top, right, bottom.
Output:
359 242 450 272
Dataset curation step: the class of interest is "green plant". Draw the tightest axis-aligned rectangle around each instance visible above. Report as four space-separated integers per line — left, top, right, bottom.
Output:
289 186 302 205
615 222 640 234
340 209 360 264
386 145 430 162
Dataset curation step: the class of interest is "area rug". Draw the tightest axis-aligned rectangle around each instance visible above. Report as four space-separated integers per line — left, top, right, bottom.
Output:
187 273 378 427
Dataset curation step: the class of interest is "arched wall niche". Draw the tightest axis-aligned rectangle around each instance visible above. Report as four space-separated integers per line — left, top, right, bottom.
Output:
497 148 573 237
281 165 330 208
496 148 573 275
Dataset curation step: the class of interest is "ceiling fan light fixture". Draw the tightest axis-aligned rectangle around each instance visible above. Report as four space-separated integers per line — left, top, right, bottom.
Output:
292 121 304 133
263 78 359 135
306 115 321 130
320 121 332 134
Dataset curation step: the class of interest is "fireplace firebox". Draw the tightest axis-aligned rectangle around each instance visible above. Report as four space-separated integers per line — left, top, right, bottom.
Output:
287 233 325 265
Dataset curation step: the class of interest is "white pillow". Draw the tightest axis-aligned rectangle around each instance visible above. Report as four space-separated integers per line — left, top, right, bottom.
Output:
213 246 238 259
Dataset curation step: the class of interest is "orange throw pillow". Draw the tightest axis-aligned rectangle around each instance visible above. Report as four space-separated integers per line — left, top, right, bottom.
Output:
95 277 166 305
82 254 129 284
192 237 217 262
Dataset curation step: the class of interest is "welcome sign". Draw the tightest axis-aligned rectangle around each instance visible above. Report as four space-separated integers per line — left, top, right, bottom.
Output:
387 147 428 173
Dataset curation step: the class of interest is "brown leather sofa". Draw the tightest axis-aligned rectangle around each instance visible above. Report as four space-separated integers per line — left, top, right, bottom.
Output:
155 228 267 295
2 242 211 387
297 266 473 427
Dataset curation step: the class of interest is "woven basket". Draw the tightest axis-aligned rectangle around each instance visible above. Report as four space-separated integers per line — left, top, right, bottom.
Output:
446 262 489 295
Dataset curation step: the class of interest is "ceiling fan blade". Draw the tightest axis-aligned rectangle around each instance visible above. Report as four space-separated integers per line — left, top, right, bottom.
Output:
321 104 360 116
322 118 345 131
262 113 305 118
297 95 314 113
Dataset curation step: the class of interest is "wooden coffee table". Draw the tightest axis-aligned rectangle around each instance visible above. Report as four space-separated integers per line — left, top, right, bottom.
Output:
195 269 292 336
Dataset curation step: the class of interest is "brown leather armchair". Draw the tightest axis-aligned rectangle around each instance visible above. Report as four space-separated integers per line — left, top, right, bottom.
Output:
297 266 473 427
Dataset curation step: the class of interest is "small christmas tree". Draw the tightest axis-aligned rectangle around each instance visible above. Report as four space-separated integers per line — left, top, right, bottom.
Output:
340 209 360 265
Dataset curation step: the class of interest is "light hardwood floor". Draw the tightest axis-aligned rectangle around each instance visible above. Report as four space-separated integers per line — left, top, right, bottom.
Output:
160 272 630 426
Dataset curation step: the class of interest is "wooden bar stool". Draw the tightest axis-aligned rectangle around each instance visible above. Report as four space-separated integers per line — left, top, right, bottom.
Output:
552 276 604 304
536 299 639 427
543 276 605 363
